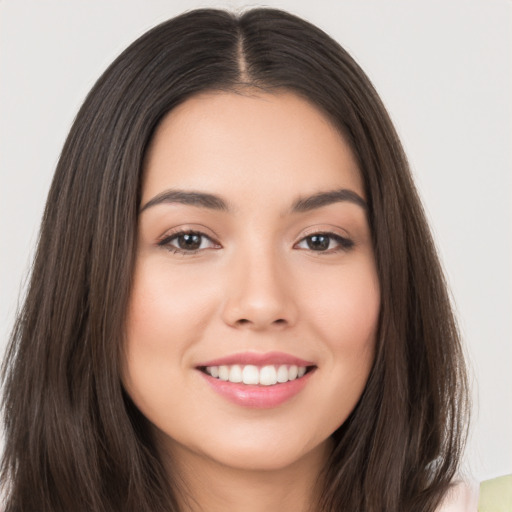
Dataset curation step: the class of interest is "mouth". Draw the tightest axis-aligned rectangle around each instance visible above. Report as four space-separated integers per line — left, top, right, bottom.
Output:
197 364 316 386
195 352 317 408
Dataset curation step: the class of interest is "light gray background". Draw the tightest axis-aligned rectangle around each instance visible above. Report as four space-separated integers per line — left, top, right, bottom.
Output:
1 0 510 482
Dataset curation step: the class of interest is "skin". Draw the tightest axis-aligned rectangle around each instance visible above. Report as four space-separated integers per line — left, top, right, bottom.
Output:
122 90 381 512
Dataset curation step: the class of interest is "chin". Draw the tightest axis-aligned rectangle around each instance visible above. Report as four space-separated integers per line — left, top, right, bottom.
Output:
190 430 331 474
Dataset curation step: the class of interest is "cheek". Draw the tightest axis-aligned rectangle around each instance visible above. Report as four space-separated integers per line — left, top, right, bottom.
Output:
125 260 218 346
121 260 217 406
305 260 380 350
303 259 380 413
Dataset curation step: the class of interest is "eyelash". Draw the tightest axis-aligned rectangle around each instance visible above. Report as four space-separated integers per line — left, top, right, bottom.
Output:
157 229 354 256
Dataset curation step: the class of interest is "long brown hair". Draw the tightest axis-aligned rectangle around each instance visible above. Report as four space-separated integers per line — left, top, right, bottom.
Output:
1 8 469 511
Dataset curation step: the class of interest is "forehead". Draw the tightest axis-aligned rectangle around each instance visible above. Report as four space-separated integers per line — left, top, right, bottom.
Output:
142 90 364 210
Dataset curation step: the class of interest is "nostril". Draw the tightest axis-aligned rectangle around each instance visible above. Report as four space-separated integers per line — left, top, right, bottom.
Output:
235 318 287 327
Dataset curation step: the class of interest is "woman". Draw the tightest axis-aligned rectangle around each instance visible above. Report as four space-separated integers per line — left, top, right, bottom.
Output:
1 8 473 512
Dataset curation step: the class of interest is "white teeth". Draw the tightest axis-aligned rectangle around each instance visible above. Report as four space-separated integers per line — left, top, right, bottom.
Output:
229 365 243 383
276 365 289 383
218 365 229 381
259 365 277 386
204 364 309 385
242 365 259 385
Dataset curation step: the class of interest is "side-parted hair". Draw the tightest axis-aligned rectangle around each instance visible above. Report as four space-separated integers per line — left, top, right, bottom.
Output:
1 8 468 512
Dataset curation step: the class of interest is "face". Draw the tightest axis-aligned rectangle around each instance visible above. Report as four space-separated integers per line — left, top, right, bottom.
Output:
122 90 380 473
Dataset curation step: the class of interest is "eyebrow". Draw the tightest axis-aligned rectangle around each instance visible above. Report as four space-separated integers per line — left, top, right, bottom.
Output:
139 188 367 214
290 188 367 213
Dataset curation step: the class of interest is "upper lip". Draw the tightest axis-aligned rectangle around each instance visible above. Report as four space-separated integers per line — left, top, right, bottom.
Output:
196 351 316 368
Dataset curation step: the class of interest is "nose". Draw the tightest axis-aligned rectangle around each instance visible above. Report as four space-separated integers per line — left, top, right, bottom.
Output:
221 245 298 331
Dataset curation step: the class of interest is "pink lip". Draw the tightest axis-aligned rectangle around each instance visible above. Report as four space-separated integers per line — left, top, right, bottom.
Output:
196 351 315 368
195 351 317 409
199 370 315 409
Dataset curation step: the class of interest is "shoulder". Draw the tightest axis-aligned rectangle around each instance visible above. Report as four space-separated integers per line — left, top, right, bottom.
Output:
436 479 479 512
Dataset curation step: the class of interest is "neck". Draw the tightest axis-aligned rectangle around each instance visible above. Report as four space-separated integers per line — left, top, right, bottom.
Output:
160 439 332 512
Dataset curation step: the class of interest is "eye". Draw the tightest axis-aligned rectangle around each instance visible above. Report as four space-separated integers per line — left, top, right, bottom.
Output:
295 232 354 253
158 230 219 255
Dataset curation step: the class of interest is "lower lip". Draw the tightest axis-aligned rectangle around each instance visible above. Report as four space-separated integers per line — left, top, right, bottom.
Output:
198 370 314 409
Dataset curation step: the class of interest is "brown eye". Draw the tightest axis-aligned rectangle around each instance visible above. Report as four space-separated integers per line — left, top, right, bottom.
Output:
158 230 219 254
307 234 330 251
175 233 202 250
296 232 354 252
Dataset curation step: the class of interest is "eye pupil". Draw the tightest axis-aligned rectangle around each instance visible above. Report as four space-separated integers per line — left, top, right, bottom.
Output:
179 233 201 250
307 235 329 251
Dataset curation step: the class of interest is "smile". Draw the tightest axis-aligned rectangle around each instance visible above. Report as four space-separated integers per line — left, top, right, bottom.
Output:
202 364 309 386
196 352 317 408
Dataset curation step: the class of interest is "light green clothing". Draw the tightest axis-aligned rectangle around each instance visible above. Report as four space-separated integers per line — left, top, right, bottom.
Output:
479 475 512 512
